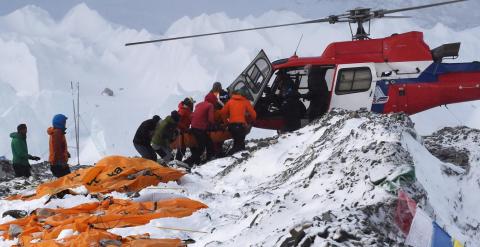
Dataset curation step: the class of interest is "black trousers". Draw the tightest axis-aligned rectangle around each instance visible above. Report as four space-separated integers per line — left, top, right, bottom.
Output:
13 163 31 178
50 163 71 178
228 123 247 155
186 128 213 165
134 143 157 161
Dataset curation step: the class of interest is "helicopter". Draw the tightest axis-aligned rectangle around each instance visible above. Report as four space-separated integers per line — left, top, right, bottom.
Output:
126 0 480 131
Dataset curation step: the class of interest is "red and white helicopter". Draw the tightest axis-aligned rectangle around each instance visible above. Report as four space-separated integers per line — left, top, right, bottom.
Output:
127 0 480 131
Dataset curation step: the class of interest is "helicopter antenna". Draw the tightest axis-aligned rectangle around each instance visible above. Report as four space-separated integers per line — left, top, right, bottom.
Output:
125 0 466 45
294 34 304 56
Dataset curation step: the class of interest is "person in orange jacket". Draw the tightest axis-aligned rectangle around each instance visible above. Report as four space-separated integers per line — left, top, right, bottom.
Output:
47 114 71 178
175 97 195 161
221 89 257 155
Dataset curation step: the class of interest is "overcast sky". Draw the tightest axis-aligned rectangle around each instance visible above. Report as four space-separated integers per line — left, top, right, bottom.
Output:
0 0 477 33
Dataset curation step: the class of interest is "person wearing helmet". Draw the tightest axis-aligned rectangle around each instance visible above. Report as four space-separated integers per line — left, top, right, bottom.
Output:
133 115 161 161
47 114 71 178
10 124 41 178
151 111 180 163
221 89 257 155
184 93 216 166
175 97 195 161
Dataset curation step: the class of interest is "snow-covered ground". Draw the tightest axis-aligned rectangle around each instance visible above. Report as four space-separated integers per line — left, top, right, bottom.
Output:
0 3 480 164
1 110 478 246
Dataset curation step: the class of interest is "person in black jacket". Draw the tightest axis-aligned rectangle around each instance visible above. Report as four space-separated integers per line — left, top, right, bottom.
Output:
211 81 230 108
281 90 306 132
133 115 160 161
305 66 329 121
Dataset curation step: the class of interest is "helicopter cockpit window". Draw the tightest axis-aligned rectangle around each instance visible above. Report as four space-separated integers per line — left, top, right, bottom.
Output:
246 58 270 93
336 67 372 94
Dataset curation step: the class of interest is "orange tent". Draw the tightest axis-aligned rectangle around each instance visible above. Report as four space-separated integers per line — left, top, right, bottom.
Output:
9 156 185 201
0 197 207 246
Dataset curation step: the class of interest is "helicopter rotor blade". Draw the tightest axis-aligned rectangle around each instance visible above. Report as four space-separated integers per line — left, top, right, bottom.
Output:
377 0 466 16
125 17 331 46
381 15 411 19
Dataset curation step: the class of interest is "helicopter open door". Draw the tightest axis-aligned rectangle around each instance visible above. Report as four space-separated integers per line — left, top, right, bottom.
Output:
227 50 273 105
329 63 377 111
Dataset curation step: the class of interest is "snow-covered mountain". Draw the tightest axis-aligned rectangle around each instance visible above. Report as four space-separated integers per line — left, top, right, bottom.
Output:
0 2 479 165
1 110 478 246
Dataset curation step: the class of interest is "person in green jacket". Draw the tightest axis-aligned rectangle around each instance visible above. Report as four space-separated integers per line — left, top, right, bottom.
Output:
10 124 41 178
151 111 180 162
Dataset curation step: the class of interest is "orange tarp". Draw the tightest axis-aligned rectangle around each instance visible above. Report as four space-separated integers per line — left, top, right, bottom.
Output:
170 130 231 149
0 197 207 246
10 156 185 200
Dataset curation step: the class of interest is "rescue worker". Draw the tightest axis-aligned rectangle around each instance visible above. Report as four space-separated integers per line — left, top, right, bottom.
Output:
184 93 216 166
280 90 306 132
305 66 329 120
208 82 230 157
221 88 257 155
10 124 41 178
151 111 180 162
133 115 161 161
210 81 230 108
47 114 71 178
175 97 195 161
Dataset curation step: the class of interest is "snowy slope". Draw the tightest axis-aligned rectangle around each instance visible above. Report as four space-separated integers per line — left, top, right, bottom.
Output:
2 110 477 246
0 3 480 164
110 111 479 246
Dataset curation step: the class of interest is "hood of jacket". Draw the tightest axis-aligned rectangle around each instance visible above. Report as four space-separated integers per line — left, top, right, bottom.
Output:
205 93 218 105
231 94 247 101
10 132 25 140
47 127 57 135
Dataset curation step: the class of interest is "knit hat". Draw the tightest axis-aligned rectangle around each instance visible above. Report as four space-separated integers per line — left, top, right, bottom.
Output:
212 82 222 92
52 114 68 130
17 124 27 132
170 111 180 122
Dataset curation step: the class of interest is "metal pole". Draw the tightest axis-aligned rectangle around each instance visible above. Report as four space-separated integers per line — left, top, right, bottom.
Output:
76 82 80 165
70 81 80 166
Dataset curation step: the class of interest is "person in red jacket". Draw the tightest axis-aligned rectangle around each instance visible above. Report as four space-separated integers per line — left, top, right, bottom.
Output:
47 114 71 178
175 97 195 161
184 94 216 166
221 89 257 155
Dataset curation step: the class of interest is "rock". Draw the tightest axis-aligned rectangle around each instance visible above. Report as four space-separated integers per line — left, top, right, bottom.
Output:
35 208 56 218
332 229 359 243
300 235 316 247
280 229 306 247
233 193 240 198
2 210 28 219
8 224 23 238
317 228 329 239
99 239 122 246
101 88 114 96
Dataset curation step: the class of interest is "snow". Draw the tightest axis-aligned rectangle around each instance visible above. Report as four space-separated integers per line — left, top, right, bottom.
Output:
0 3 478 246
56 229 77 240
0 111 479 246
0 3 479 163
